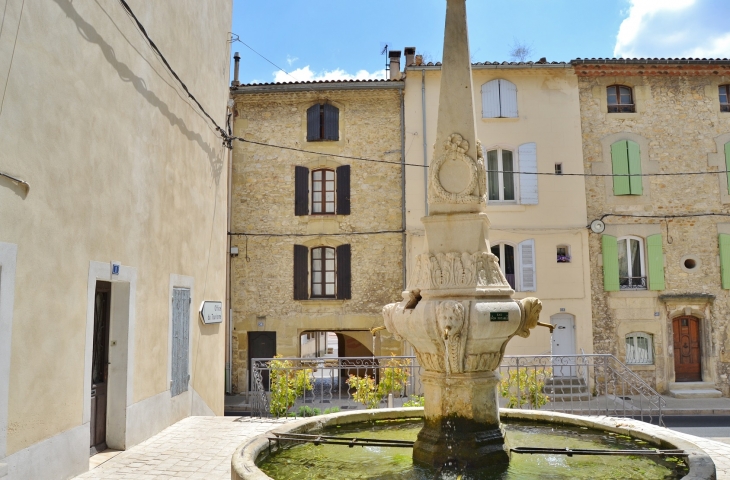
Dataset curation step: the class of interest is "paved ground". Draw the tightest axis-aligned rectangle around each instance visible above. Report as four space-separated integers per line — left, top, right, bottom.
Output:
75 417 288 480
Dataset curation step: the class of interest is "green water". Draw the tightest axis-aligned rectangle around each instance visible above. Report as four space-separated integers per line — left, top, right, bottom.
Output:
259 419 689 479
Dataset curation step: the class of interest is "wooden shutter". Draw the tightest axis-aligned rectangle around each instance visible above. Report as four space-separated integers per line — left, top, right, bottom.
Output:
627 140 643 195
323 104 339 141
307 104 320 141
336 244 351 300
336 165 351 215
724 143 730 194
518 142 538 205
646 234 665 291
602 235 620 291
171 288 190 397
518 239 536 292
293 245 309 300
611 141 631 196
500 79 518 118
295 166 309 216
720 234 730 289
481 80 501 118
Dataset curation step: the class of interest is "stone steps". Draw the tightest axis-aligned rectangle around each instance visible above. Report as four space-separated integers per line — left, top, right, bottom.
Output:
668 382 722 399
544 377 590 402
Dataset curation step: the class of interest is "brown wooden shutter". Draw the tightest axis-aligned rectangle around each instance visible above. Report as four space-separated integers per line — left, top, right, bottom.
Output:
293 245 309 300
336 165 350 215
307 104 320 141
336 244 351 300
323 104 339 141
294 166 309 216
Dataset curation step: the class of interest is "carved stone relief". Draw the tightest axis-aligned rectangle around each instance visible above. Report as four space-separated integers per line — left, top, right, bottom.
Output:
428 133 487 205
437 301 469 375
409 251 510 291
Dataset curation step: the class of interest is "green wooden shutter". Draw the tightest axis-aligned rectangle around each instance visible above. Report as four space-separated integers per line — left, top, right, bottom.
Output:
602 235 620 291
720 234 730 289
627 140 643 195
724 143 730 194
611 141 631 195
646 234 665 291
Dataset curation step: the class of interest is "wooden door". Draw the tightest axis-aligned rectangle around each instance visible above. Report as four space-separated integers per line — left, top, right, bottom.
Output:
673 316 701 382
90 281 111 454
248 332 276 391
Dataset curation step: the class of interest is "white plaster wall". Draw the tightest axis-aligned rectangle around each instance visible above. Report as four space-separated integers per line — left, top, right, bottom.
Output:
0 243 18 463
0 0 231 473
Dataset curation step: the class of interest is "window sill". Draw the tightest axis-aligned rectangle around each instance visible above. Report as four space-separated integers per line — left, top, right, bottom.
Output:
486 204 526 212
626 364 656 371
606 112 639 120
481 117 519 123
607 290 658 298
298 299 346 307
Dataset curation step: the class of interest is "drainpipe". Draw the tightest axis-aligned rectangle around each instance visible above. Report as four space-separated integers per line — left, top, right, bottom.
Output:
421 69 428 216
400 89 407 291
225 101 234 394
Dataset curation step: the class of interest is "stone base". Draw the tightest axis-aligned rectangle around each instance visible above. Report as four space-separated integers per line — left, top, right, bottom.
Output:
413 416 509 469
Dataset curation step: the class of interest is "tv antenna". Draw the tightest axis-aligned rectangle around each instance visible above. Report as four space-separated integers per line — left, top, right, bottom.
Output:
380 42 391 74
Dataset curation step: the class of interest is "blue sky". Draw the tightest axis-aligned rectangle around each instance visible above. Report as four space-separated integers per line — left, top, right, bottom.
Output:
230 0 730 84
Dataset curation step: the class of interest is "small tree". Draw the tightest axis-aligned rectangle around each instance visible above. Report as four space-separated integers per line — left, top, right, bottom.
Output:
509 39 533 62
347 356 410 409
268 356 314 417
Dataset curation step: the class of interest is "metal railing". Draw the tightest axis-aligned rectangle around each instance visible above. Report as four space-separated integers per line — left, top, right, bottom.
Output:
499 354 665 426
249 354 664 425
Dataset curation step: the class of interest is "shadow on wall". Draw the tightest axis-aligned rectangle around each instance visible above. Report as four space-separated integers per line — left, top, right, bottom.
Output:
52 0 224 185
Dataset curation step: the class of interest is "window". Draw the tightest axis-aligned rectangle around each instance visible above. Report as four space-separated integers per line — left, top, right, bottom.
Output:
311 247 336 298
307 103 339 141
554 163 563 175
625 333 653 365
607 85 635 113
293 244 351 300
618 236 646 290
487 149 516 201
295 165 350 216
610 140 642 196
491 240 536 292
557 245 571 263
312 169 335 214
481 79 518 118
720 85 730 112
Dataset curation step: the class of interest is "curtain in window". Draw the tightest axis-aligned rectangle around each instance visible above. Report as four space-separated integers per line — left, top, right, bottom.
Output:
618 238 629 283
630 239 641 280
626 334 652 364
502 150 515 201
487 150 499 201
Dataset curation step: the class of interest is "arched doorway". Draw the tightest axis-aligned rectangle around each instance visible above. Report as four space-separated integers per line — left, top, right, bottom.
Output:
673 316 702 382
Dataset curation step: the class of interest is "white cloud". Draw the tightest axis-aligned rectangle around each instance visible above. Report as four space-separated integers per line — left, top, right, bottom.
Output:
274 66 386 83
286 55 299 66
614 0 730 58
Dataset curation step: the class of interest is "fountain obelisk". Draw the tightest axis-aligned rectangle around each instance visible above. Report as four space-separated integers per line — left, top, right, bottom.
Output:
383 0 544 469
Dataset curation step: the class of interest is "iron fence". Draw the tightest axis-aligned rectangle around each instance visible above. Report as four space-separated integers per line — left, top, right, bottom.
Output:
250 353 664 425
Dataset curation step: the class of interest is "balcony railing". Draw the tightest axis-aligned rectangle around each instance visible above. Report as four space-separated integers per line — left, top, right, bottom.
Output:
249 354 664 426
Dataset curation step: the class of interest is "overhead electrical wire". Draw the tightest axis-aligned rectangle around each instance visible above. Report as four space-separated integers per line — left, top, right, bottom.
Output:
229 34 299 83
229 230 404 237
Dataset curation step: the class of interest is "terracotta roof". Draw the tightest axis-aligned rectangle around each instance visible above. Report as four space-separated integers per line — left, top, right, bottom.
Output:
234 78 402 88
571 58 730 64
407 60 568 67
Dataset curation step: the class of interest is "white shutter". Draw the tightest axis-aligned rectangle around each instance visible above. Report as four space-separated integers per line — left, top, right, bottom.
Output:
518 239 536 292
482 80 501 118
518 142 538 205
500 80 518 118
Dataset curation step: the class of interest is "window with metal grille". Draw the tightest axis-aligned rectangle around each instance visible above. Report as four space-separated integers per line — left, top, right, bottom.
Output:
720 85 730 112
311 247 336 298
487 148 517 202
625 332 653 365
312 169 335 214
607 85 635 113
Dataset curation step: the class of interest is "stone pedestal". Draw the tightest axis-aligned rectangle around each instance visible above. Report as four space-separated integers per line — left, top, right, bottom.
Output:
413 371 509 468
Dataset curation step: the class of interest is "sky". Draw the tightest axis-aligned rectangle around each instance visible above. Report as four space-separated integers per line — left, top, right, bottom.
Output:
230 0 730 85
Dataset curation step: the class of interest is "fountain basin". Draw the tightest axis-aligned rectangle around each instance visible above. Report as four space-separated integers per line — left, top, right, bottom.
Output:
231 408 715 480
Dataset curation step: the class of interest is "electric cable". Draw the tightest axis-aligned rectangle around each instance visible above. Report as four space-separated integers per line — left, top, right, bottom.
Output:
229 34 299 83
230 230 404 237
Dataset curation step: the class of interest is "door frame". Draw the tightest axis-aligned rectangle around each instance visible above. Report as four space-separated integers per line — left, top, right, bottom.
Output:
0 243 18 462
90 281 112 454
550 313 576 377
84 262 137 450
664 300 715 387
672 315 703 382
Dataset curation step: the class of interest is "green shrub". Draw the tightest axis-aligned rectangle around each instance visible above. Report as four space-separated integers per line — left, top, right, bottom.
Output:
268 355 314 417
297 405 321 417
402 395 425 407
323 407 341 414
499 368 551 409
347 355 410 409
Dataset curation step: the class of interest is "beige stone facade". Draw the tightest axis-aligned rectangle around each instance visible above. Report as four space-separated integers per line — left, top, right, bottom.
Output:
403 62 593 358
229 83 405 393
0 1 231 478
576 60 730 394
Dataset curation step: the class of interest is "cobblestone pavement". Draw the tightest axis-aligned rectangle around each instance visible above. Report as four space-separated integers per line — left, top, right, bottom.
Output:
75 416 730 479
75 417 289 480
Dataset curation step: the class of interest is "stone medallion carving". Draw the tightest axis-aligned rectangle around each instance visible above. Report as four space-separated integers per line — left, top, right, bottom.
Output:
437 301 469 375
428 133 487 205
409 251 510 291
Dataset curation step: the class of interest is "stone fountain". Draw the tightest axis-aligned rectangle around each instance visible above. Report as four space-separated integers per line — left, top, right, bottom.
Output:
382 0 548 469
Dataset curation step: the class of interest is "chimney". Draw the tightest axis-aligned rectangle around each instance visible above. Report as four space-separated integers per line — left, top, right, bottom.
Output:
232 52 241 87
389 50 402 80
405 47 416 68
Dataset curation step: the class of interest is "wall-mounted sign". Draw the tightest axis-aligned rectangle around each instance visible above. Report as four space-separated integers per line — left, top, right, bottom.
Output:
111 261 121 276
199 301 223 324
490 312 509 322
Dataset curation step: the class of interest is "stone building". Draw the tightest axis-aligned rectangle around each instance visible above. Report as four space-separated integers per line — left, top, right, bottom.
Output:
229 79 405 393
0 1 231 478
575 58 730 396
403 56 593 358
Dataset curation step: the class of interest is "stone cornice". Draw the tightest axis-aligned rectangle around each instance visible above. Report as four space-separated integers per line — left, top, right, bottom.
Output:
573 62 730 77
